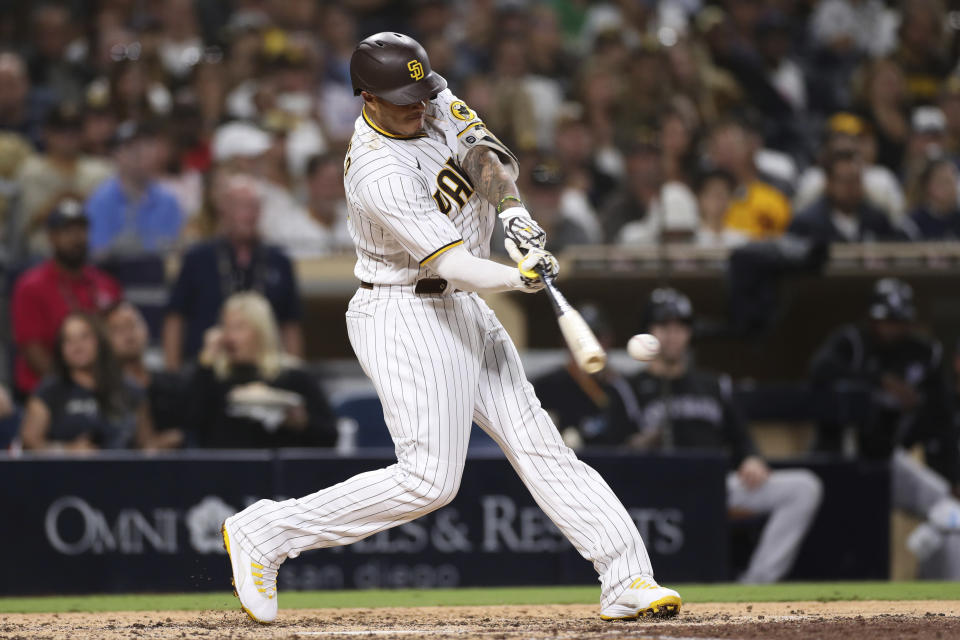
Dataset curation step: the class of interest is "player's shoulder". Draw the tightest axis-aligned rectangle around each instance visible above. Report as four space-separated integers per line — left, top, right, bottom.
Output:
33 376 59 399
346 118 389 159
261 243 294 265
901 332 942 361
179 239 219 264
86 264 121 290
13 261 51 291
427 89 483 133
431 89 480 120
686 369 727 393
828 323 862 345
346 125 422 187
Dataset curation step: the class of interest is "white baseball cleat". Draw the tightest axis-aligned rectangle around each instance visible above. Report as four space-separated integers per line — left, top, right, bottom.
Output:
600 576 682 620
222 517 279 623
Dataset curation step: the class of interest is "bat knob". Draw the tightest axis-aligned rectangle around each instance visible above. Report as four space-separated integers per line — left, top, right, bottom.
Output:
522 265 541 280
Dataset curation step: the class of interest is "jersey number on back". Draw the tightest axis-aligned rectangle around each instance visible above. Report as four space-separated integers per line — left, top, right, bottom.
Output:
432 158 474 215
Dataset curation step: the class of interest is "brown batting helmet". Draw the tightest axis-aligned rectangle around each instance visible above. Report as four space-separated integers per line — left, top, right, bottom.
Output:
350 32 447 105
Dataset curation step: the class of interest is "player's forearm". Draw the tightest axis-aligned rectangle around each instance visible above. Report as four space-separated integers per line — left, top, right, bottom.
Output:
431 245 522 293
461 148 522 212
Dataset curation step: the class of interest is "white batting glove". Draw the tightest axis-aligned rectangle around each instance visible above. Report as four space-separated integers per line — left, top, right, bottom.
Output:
506 238 559 292
499 206 546 254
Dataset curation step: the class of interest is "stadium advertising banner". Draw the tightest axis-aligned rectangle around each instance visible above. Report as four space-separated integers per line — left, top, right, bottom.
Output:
0 451 887 594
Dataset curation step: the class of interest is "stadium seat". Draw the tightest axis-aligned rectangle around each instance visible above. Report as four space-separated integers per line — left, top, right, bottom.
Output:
96 254 168 340
334 396 392 448
0 407 21 450
334 394 502 452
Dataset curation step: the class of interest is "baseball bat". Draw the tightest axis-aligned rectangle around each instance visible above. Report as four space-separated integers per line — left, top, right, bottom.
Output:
535 267 607 374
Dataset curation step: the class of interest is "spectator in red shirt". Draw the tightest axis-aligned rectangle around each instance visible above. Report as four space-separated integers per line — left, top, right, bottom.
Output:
10 198 122 396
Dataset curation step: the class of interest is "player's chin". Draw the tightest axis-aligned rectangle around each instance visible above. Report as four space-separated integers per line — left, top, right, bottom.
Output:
402 115 425 134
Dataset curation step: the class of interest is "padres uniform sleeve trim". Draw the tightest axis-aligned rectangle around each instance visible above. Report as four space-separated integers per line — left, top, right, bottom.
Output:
419 239 464 265
356 174 463 267
362 107 427 140
456 122 484 138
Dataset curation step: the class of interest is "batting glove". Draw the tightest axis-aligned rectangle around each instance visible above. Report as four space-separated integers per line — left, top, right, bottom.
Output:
499 206 546 254
506 239 559 292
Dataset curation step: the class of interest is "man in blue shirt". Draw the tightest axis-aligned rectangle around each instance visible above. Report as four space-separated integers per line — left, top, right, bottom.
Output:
85 120 183 254
162 174 303 370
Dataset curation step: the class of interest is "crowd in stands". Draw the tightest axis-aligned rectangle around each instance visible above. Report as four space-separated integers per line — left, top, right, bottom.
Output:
1 0 960 578
0 1 958 263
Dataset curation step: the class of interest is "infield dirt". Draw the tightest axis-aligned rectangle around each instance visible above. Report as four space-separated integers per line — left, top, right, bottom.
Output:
1 600 958 639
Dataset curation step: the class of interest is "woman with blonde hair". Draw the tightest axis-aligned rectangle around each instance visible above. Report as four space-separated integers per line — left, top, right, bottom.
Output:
186 292 336 448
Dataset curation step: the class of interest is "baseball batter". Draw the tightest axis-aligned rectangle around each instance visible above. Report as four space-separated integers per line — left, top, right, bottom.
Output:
221 32 680 624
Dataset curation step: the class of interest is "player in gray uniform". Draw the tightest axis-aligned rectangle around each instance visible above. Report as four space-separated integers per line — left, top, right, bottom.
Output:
811 278 960 578
221 32 680 624
604 288 823 583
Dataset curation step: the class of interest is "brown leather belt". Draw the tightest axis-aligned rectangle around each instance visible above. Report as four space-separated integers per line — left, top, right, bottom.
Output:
360 278 455 294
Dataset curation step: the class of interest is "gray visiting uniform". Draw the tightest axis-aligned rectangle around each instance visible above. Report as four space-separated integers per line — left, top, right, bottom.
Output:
727 470 823 583
229 90 656 608
608 370 823 583
892 450 960 579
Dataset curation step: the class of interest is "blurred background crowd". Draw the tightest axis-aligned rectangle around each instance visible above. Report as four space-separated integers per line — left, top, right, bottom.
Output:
1 0 959 262
2 0 960 580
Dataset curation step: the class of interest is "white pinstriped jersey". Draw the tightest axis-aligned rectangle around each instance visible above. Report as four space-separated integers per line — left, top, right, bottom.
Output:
229 92 658 614
343 89 516 285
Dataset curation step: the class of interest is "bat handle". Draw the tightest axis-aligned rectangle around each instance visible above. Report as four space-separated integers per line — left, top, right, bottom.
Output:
532 264 552 288
534 266 571 315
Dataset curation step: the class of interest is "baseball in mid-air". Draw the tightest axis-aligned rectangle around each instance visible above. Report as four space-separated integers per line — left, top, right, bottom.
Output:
627 333 660 361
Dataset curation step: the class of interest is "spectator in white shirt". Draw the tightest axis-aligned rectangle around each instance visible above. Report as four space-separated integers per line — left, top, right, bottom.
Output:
794 113 905 223
604 142 699 245
809 0 897 58
302 153 352 255
210 120 331 258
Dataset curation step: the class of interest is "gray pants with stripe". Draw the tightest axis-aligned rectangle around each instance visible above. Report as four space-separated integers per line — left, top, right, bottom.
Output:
232 288 653 608
892 449 960 578
728 469 823 583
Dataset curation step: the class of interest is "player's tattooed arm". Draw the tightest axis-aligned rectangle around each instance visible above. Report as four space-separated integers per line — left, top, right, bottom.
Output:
460 147 521 210
462 147 547 251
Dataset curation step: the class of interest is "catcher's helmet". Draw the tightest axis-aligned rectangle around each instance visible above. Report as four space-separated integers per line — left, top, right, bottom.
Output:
350 32 447 105
868 277 915 322
643 287 694 328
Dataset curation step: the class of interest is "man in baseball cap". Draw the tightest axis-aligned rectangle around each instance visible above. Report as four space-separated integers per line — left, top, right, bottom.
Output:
605 286 823 583
811 277 960 577
45 197 88 230
85 119 183 255
10 197 122 397
16 103 113 257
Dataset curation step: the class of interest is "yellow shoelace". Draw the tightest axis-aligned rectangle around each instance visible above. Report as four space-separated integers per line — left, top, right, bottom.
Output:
250 562 278 599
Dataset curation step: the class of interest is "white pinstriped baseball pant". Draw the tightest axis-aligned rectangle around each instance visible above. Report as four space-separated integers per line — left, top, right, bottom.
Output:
231 286 653 607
